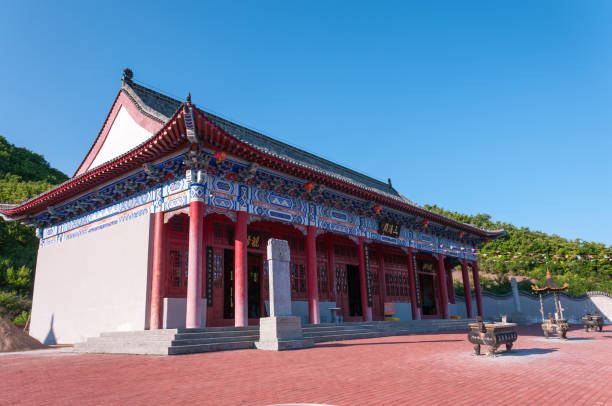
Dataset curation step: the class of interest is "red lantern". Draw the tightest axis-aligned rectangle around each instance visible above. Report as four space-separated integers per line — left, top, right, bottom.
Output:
422 219 429 227
373 204 382 215
458 231 464 238
214 151 226 162
304 182 315 193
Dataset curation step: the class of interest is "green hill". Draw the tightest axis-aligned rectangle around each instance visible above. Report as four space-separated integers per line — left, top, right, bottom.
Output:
0 135 68 323
424 204 612 296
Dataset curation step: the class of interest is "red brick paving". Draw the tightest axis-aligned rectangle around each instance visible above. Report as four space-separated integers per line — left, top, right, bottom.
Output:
1 325 612 405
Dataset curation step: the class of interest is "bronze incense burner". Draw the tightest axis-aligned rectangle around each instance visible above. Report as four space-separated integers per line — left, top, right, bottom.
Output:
468 316 518 357
541 313 569 339
532 269 570 340
582 312 604 332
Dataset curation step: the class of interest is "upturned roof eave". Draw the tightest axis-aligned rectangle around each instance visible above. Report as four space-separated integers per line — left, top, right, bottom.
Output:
1 89 504 240
0 104 188 220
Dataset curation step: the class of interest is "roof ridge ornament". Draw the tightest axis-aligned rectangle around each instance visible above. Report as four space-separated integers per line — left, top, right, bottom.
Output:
122 68 133 83
183 94 199 143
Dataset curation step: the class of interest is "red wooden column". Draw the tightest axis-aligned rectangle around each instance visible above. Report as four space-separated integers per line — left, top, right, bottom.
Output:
234 210 248 327
327 239 336 304
436 254 450 319
306 226 320 324
446 261 456 305
358 237 372 321
149 210 165 329
461 259 473 318
407 247 419 320
472 260 483 317
186 184 205 328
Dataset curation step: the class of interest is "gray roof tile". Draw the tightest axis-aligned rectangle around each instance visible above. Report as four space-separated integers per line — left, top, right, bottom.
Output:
126 80 415 204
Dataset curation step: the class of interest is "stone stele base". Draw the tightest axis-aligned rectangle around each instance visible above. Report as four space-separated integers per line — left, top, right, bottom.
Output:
255 316 314 351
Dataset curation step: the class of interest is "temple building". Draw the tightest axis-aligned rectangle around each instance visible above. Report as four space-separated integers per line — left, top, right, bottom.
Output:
0 70 504 344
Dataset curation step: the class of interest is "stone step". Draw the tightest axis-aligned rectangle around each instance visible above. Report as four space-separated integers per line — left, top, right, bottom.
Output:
303 329 379 338
302 325 379 333
75 318 478 355
83 336 173 346
99 329 179 338
174 330 261 340
168 340 255 355
176 326 259 333
74 341 170 355
172 335 260 346
310 332 386 343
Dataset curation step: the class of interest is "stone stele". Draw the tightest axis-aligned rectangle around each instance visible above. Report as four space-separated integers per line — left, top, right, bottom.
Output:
255 238 314 351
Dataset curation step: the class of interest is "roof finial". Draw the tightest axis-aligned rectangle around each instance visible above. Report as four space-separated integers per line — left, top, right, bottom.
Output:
388 178 392 187
186 92 192 104
546 267 551 279
123 68 133 82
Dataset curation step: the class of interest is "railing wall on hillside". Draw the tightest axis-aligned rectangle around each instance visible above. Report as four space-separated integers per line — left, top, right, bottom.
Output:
450 291 612 324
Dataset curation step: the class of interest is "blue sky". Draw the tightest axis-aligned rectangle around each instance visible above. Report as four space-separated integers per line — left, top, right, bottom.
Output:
1 1 610 245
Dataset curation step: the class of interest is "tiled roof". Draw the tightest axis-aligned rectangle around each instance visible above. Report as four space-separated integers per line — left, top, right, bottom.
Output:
126 80 414 205
0 76 504 239
126 81 182 122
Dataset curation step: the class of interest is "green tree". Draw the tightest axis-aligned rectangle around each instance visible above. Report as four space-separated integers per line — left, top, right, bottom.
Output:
425 204 612 295
0 135 68 322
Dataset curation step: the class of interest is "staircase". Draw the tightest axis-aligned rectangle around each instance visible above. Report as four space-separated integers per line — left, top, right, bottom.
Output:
74 326 259 355
74 318 476 355
304 318 476 343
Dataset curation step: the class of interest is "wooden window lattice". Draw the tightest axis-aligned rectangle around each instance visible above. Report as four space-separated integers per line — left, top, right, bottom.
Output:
283 235 305 253
168 249 188 290
290 263 306 294
169 215 189 234
334 245 357 260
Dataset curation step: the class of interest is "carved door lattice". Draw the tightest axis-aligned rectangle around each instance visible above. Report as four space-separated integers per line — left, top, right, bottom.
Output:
335 266 347 294
370 269 379 296
318 264 328 298
385 272 409 300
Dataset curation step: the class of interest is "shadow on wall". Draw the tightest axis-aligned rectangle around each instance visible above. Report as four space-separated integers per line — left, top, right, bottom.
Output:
44 314 57 345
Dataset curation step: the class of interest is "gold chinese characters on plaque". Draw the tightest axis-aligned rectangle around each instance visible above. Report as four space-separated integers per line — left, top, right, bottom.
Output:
247 234 261 249
379 220 400 238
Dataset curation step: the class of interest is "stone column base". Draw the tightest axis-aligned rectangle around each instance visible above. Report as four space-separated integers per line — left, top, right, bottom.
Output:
255 316 314 351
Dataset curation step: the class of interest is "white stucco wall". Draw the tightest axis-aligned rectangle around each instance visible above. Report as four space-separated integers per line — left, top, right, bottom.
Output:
30 214 154 344
89 106 153 169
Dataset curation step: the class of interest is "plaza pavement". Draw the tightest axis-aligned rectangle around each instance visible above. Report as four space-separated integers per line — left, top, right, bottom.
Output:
1 324 611 405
